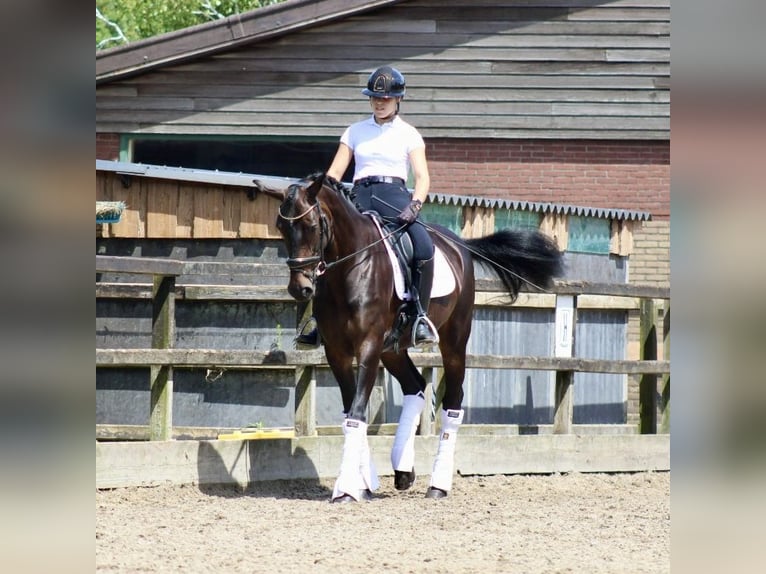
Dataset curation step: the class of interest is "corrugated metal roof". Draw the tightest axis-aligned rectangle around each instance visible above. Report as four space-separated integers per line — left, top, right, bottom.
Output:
96 160 651 222
97 159 297 189
428 193 651 221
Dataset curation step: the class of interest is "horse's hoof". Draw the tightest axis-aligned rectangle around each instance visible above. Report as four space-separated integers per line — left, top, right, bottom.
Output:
425 487 448 499
331 489 372 503
394 469 416 491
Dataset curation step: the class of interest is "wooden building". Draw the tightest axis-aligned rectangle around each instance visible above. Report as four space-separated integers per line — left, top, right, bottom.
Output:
96 0 670 433
97 0 669 282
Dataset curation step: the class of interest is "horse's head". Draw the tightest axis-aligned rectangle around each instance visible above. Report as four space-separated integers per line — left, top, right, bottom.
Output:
271 174 329 302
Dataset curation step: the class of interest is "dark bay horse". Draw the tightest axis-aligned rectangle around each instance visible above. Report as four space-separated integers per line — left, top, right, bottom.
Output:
253 172 563 502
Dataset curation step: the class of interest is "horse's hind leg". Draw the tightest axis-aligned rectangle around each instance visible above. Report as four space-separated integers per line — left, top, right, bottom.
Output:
381 352 427 491
426 332 468 499
426 407 465 498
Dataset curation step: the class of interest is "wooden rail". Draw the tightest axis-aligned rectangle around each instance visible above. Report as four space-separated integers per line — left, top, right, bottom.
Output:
97 255 182 440
97 256 670 441
96 348 668 375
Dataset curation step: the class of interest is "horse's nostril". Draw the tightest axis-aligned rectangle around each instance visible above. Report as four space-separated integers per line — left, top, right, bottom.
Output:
301 286 314 299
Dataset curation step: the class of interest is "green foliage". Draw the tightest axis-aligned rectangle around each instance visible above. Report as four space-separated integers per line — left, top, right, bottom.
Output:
96 1 283 50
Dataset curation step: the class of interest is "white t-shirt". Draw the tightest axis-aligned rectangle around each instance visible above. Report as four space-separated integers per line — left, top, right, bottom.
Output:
341 115 425 182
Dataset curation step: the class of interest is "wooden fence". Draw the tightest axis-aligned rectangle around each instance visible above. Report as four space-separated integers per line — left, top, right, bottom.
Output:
96 255 670 442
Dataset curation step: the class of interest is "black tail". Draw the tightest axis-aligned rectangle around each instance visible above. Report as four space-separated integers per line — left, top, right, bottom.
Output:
466 229 564 302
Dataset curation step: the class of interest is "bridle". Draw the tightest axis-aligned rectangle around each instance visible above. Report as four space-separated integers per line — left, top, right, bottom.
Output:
278 194 330 281
277 180 410 288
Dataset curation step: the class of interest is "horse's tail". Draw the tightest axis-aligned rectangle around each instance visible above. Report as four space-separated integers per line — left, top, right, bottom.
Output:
465 229 564 302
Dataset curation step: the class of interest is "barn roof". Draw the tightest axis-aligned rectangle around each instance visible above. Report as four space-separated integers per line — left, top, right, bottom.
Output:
97 0 405 83
96 160 651 222
97 1 669 141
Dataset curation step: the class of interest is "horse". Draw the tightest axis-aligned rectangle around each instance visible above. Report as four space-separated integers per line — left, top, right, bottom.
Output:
252 172 563 502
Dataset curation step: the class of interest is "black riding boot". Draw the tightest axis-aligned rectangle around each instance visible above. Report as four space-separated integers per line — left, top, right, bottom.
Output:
410 256 439 347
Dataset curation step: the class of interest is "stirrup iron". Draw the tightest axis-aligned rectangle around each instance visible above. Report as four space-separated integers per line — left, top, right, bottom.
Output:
412 314 439 347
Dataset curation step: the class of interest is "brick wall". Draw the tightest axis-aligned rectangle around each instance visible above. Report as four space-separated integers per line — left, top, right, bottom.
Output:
96 133 120 160
627 217 670 372
625 219 670 426
629 220 671 286
427 139 670 219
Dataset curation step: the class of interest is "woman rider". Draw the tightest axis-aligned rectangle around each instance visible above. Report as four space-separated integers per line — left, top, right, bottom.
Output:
296 65 439 347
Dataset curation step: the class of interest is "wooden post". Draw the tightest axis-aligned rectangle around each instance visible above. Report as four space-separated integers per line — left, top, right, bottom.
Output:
367 368 386 425
150 274 175 441
660 302 670 433
431 368 446 435
294 365 316 437
639 299 658 434
553 371 574 434
419 367 434 436
553 295 576 434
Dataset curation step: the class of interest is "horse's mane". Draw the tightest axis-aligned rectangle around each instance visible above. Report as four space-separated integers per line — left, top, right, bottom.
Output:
304 171 349 198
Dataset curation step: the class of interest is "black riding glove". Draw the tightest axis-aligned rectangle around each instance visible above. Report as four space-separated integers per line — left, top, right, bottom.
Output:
397 199 422 226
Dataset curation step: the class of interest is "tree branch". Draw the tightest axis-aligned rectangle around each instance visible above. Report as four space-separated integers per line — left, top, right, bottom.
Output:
192 0 227 21
96 8 129 49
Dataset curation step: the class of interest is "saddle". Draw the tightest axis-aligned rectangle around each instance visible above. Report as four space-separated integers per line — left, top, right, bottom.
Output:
384 221 415 289
364 211 414 287
364 212 433 352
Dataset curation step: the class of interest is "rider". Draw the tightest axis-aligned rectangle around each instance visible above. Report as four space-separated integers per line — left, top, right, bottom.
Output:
296 65 439 347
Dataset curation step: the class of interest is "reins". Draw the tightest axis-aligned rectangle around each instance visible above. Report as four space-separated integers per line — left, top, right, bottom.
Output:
279 180 552 295
278 183 408 279
321 223 407 273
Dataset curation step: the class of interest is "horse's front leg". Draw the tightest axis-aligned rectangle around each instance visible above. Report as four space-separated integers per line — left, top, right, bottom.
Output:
382 352 427 491
330 341 383 503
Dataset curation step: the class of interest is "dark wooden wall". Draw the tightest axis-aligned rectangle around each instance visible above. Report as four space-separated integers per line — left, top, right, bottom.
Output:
96 0 669 140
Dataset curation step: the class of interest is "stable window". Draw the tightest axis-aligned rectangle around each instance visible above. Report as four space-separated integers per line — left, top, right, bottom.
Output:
420 203 463 235
567 215 611 255
124 136 355 182
494 209 542 231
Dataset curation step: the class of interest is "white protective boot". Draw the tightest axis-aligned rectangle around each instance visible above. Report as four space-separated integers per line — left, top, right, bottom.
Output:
427 408 465 497
391 392 426 490
332 418 379 502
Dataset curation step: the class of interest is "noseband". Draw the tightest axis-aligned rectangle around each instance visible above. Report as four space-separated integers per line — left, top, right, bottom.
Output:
278 197 330 281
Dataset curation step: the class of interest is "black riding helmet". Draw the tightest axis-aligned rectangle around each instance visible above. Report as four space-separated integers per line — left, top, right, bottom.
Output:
362 66 406 99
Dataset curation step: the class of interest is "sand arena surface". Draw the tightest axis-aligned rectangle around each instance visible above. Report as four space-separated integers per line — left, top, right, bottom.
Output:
97 471 669 574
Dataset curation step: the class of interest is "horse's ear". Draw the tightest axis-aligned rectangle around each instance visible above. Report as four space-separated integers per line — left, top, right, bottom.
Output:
250 179 285 201
306 175 324 201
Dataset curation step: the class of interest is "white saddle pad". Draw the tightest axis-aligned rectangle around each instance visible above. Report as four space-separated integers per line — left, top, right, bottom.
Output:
367 215 456 300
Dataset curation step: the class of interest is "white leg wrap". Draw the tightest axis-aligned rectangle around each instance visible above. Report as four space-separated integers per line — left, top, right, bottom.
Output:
332 419 378 501
391 392 426 472
429 409 464 492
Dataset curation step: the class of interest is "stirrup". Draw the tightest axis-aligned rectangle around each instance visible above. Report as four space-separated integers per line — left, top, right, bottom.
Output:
295 325 320 348
412 315 439 347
